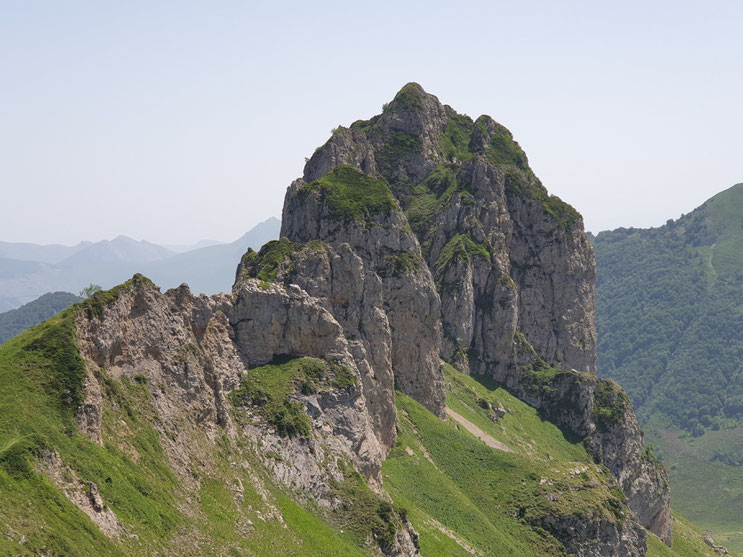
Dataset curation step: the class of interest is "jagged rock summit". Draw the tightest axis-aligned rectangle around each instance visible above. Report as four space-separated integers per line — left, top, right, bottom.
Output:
239 82 672 546
297 82 596 375
0 83 679 557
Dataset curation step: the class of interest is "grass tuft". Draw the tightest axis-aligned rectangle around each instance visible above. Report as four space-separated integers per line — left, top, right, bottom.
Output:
300 165 397 222
230 356 357 438
239 238 297 283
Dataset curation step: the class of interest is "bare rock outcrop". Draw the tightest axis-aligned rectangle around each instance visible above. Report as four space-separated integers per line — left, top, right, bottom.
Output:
229 279 386 482
537 511 645 557
493 364 673 544
274 164 446 421
302 83 596 375
298 82 671 547
73 276 419 555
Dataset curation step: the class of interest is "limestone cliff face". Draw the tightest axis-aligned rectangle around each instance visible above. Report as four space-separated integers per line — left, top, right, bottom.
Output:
297 83 670 544
303 83 596 375
65 83 672 555
75 277 419 555
276 166 446 424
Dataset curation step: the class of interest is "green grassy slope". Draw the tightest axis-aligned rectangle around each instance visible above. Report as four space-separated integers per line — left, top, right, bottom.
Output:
0 288 723 555
593 182 743 553
645 425 743 554
647 513 726 557
0 305 364 556
382 366 715 556
0 291 82 344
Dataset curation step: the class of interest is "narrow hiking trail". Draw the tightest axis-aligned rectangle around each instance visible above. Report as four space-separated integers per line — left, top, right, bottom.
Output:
445 407 512 452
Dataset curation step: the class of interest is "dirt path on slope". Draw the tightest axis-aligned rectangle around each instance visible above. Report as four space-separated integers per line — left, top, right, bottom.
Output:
445 407 511 453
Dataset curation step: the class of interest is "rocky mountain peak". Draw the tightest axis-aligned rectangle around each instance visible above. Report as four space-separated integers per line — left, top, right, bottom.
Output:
296 82 593 373
11 83 676 555
269 83 671 544
376 82 449 155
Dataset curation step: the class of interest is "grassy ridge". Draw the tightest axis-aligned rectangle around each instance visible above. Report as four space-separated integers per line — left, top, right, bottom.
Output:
0 311 176 555
0 303 367 556
0 278 728 555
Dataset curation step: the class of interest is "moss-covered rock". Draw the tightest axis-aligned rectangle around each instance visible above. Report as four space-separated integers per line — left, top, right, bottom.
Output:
230 356 357 438
434 233 490 278
593 379 631 433
299 165 397 222
239 238 297 283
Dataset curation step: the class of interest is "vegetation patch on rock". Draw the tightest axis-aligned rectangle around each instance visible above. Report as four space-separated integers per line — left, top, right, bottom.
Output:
239 238 297 284
230 356 357 438
300 165 397 222
505 171 581 231
330 458 407 551
80 274 155 318
376 130 423 177
404 164 471 237
593 379 630 433
434 233 490 278
382 252 424 277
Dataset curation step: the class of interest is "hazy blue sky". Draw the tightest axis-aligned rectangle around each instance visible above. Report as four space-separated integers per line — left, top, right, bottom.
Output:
2 0 741 245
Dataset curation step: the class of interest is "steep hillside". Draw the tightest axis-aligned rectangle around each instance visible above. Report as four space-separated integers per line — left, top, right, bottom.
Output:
285 83 671 544
593 182 743 552
0 293 371 556
388 367 719 557
0 84 715 556
0 291 82 344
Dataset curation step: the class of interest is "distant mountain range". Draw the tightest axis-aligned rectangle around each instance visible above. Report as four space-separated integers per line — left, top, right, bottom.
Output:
161 239 225 254
0 240 94 264
141 218 281 295
0 217 280 311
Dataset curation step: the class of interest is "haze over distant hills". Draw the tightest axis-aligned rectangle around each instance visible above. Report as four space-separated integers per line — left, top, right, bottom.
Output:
141 217 281 294
160 239 225 254
0 241 93 264
58 236 175 267
0 217 280 310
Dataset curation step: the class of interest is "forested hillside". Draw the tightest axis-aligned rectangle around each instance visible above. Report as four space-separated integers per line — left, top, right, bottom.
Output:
593 182 743 551
594 183 743 433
